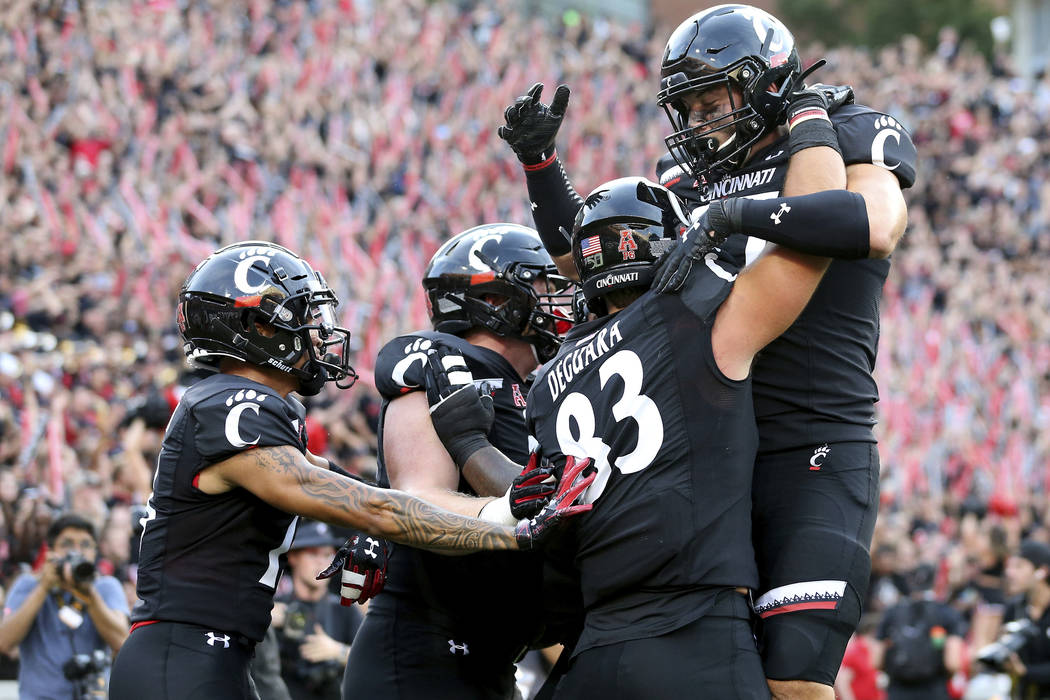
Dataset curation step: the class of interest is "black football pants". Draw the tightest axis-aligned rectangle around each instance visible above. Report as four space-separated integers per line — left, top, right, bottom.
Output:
110 621 259 700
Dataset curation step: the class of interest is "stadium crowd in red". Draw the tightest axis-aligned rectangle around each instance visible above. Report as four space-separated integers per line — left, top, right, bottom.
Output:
1 0 1049 694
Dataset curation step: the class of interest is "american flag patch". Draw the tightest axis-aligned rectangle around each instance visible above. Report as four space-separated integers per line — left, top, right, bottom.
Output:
580 236 602 257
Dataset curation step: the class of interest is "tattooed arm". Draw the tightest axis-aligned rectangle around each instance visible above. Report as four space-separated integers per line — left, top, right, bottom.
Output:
196 444 518 554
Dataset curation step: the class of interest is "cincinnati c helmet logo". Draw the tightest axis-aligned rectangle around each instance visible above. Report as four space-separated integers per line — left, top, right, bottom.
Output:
233 246 279 294
466 233 503 272
871 115 902 172
224 390 266 448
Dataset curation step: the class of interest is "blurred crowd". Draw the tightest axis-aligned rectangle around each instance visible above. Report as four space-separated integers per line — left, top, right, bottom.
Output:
1 0 1050 693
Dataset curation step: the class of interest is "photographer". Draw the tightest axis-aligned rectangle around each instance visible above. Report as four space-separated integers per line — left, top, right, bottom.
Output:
271 521 362 700
972 540 1050 699
0 512 130 698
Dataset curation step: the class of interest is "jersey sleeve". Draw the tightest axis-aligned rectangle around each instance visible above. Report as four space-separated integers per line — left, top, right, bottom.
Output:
373 333 437 400
834 104 918 189
192 386 304 463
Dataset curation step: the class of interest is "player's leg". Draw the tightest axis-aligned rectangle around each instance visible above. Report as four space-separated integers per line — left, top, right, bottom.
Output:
554 590 769 699
752 443 880 699
110 622 257 699
343 600 516 700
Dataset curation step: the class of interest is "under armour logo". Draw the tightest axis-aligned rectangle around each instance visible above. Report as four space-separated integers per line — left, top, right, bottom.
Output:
770 203 791 225
448 639 469 655
205 632 231 648
364 537 380 558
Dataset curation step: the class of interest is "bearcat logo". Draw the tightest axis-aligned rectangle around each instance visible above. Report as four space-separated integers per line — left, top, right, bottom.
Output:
617 230 638 260
224 390 266 448
871 115 903 171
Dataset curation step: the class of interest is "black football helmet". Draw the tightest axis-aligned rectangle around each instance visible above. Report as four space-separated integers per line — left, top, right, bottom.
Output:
572 177 689 316
423 224 574 362
177 241 357 396
657 4 802 182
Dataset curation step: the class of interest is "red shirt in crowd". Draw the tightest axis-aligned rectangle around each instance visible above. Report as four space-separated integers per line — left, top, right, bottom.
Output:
840 634 884 700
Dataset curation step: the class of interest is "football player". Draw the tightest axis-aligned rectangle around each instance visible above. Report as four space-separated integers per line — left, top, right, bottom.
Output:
498 5 915 698
108 241 592 700
425 174 877 697
342 224 577 700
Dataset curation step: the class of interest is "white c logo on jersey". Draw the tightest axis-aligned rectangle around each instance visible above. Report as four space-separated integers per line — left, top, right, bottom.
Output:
391 338 432 387
234 255 273 294
871 116 902 172
225 401 262 448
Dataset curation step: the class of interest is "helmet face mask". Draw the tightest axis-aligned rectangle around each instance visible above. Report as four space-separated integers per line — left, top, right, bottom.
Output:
657 4 801 183
571 177 688 316
178 242 358 396
423 224 574 362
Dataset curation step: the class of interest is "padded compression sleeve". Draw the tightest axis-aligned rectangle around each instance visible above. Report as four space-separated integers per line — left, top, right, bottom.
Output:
524 155 582 257
725 189 870 259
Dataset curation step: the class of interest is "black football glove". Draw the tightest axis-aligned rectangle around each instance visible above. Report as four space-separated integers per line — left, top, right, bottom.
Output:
652 200 739 294
515 455 595 550
424 346 494 467
316 534 391 606
510 451 558 520
498 82 571 165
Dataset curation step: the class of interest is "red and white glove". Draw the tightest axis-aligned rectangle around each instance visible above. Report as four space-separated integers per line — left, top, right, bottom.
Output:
316 534 391 606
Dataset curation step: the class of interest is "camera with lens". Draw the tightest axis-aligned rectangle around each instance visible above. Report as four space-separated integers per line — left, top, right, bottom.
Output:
976 619 1042 671
62 649 109 698
58 552 96 586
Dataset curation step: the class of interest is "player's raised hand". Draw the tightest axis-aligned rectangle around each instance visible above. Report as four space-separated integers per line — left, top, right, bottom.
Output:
423 344 493 468
498 82 571 165
514 455 595 549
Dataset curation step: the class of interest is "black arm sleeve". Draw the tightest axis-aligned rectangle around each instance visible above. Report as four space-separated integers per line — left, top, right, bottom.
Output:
523 155 583 257
725 189 870 259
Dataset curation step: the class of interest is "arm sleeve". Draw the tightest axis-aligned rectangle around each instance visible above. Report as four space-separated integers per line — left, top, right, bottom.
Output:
524 157 582 256
727 189 870 259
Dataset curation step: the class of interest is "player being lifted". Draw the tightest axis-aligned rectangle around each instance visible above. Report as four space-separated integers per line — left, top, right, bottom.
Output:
498 5 915 698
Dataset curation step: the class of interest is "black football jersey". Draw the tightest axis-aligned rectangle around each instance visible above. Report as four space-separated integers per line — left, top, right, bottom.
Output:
657 104 918 452
133 373 308 642
527 258 759 655
369 331 542 655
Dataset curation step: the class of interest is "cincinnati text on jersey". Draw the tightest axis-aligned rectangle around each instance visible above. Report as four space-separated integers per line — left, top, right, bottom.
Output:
705 167 777 200
546 320 624 403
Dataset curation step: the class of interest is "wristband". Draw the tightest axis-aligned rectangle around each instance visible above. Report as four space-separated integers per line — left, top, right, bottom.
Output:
444 433 492 471
787 108 841 156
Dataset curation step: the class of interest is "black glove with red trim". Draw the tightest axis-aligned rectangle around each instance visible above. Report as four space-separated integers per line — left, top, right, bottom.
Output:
515 455 595 550
510 451 559 520
316 533 391 606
